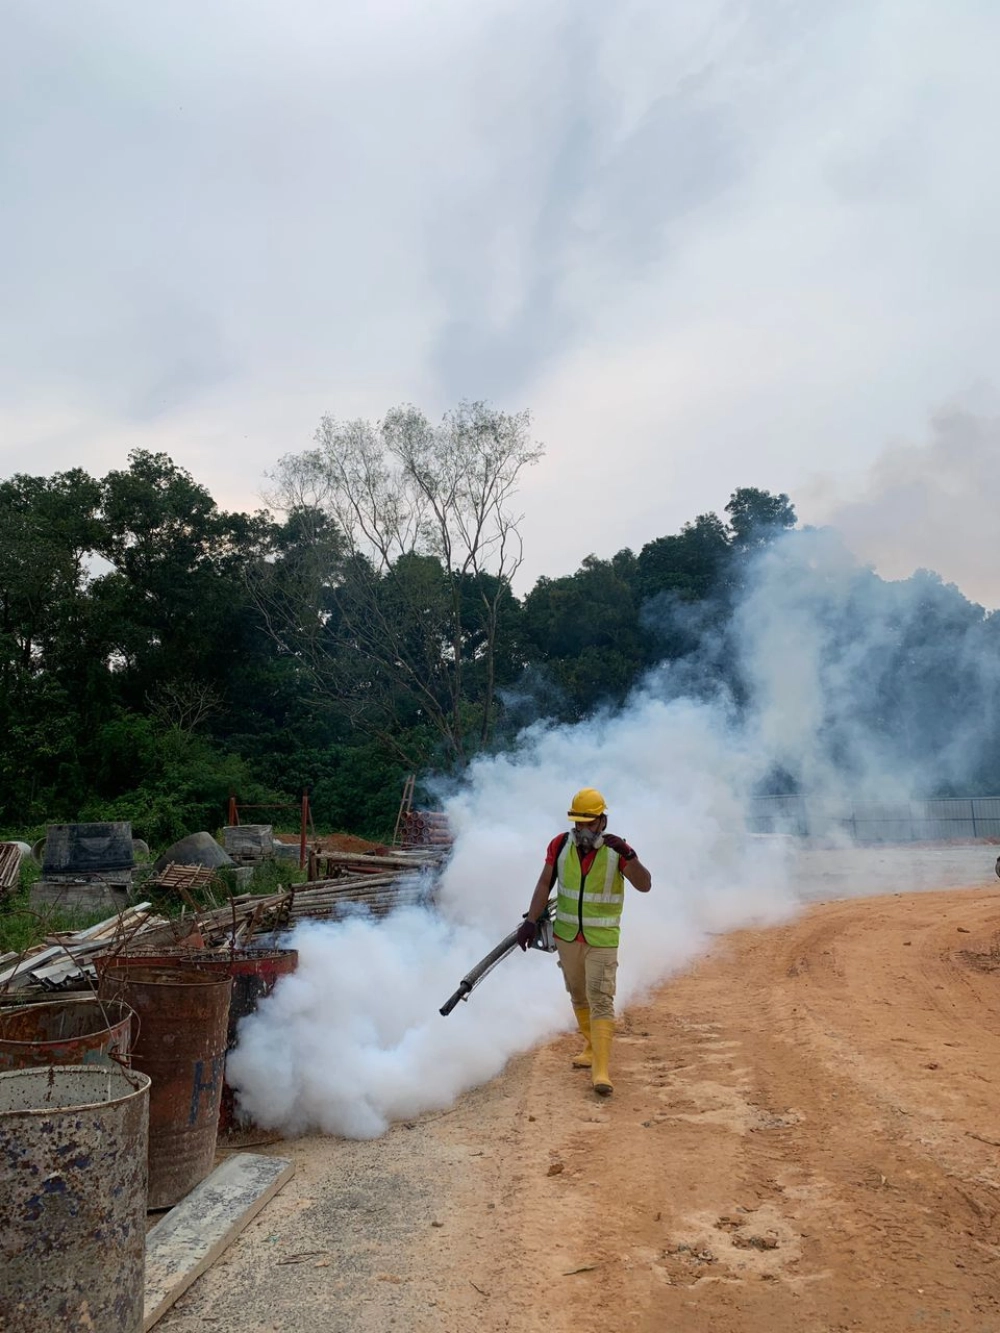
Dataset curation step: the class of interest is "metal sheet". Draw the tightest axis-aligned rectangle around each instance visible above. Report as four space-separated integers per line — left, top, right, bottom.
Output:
0 1064 150 1333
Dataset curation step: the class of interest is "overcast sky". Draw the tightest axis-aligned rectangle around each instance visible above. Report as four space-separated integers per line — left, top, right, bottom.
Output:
2 1 999 601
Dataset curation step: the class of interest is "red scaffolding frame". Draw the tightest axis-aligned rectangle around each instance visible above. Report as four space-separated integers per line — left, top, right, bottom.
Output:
227 789 313 870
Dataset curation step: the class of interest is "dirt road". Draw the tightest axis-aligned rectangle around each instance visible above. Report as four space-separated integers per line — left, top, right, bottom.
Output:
161 887 1000 1333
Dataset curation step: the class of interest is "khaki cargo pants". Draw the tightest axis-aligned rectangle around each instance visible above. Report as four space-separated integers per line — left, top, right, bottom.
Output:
555 937 618 1021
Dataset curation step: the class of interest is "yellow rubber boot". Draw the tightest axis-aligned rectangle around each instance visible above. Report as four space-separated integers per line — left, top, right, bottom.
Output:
571 1006 593 1068
591 1018 615 1096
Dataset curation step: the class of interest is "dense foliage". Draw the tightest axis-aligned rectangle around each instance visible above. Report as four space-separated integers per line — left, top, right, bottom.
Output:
1 428 995 846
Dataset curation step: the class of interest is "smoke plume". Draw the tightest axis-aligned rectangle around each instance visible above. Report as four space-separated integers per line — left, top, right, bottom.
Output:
228 525 998 1138
809 405 1000 611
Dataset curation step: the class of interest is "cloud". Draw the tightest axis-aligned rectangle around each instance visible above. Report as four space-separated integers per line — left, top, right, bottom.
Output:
1 0 999 608
804 401 1000 609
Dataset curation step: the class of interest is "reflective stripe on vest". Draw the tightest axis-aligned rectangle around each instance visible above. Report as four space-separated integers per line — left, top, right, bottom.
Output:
553 840 624 947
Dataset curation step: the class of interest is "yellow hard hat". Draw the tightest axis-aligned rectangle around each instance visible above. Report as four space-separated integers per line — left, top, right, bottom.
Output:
567 787 607 821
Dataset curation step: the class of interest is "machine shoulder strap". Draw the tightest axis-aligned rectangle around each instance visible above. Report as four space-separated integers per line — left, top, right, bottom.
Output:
549 832 570 889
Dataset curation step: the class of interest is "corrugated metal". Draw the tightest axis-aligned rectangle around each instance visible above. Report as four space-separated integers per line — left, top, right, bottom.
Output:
855 820 914 844
917 799 972 820
911 819 977 841
0 843 22 891
851 803 909 824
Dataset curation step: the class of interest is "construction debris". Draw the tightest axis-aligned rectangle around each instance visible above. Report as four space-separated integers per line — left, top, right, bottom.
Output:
41 821 137 875
394 775 452 849
0 829 447 1323
306 847 440 879
135 879 427 954
2 843 445 997
143 1153 294 1331
0 903 167 993
0 842 24 893
400 810 452 848
146 862 224 908
30 820 151 915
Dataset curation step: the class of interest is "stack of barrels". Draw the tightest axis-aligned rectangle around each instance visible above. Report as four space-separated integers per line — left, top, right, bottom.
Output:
0 945 297 1332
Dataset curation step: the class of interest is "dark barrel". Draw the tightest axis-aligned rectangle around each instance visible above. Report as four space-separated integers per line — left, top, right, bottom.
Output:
0 997 132 1071
0 1064 151 1332
98 964 232 1209
183 949 298 1131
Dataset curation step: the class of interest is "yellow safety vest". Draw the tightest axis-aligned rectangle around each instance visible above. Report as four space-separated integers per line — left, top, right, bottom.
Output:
553 840 625 947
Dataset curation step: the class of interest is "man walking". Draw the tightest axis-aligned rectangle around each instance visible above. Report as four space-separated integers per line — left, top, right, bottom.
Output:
517 788 651 1096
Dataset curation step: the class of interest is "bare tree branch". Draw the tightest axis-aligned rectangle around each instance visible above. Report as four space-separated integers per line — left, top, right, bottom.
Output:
258 401 542 764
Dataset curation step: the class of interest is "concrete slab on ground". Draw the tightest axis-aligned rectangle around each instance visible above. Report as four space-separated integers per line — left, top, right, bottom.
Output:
144 1153 294 1331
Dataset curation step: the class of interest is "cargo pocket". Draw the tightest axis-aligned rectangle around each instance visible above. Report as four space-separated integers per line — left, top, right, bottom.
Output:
599 960 618 998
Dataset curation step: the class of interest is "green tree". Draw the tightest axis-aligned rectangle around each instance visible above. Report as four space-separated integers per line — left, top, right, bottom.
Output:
636 513 731 601
93 450 273 716
0 469 104 823
0 468 101 675
519 556 646 717
725 488 797 547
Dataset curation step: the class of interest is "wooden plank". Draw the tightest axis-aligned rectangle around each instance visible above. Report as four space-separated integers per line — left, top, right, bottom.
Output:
68 903 154 942
143 1153 294 1330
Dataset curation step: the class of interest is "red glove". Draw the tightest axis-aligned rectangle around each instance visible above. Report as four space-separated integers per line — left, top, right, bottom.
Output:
602 834 636 862
516 919 537 951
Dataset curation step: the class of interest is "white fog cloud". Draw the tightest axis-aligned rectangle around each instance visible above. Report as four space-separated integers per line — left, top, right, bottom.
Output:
230 522 1000 1138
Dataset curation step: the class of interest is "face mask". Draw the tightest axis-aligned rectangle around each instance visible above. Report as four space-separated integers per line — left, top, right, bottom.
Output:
571 825 604 852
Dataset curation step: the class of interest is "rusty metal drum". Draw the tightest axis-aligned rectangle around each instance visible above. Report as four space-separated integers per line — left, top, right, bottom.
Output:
0 997 133 1071
0 1064 150 1333
98 963 232 1209
97 948 298 1132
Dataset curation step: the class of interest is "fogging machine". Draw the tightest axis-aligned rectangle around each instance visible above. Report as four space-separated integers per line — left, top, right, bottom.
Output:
439 897 557 1016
